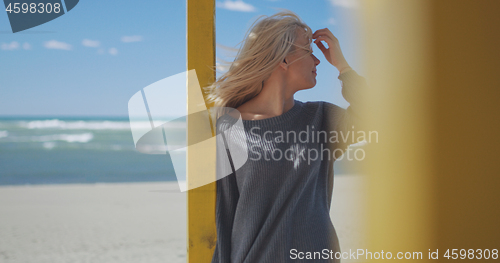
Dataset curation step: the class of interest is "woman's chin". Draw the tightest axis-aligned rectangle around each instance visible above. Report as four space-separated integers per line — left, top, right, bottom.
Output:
300 84 316 91
309 79 317 88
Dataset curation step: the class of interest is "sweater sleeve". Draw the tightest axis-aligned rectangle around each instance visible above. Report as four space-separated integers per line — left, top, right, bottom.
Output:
211 116 241 262
211 171 239 263
324 69 369 158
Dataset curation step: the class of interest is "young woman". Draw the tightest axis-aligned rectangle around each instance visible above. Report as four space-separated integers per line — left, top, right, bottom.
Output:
206 11 368 263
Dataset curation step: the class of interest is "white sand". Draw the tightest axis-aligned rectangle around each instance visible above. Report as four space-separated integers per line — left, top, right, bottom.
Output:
0 175 366 263
331 174 368 262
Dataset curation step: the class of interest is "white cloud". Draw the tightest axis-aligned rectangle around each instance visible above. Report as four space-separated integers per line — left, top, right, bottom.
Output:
121 35 143 43
216 0 256 12
1 41 19 50
329 0 360 9
108 47 118 55
216 62 229 72
44 40 72 50
328 17 336 25
82 39 100 48
22 42 31 50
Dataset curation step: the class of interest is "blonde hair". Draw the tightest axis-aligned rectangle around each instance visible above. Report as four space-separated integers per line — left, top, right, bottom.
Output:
204 10 313 118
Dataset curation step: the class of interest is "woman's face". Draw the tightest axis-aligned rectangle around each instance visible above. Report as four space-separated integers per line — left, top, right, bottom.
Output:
285 28 320 91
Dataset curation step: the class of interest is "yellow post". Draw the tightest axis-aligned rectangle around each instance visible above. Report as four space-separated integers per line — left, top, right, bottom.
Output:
361 0 434 258
429 0 500 254
362 0 500 261
186 0 216 262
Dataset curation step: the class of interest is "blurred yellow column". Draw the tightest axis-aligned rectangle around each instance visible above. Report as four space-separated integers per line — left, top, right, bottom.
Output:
186 0 216 262
362 0 500 261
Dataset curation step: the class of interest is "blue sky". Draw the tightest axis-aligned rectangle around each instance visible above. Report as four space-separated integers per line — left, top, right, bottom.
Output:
0 0 364 116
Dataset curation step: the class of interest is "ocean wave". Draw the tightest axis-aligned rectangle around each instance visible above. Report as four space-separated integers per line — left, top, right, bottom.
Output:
7 133 94 143
21 119 133 130
33 133 94 143
0 130 8 138
43 141 56 149
17 119 186 130
135 144 187 154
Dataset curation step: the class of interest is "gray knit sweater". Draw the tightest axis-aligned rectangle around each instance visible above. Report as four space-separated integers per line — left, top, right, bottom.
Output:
211 70 367 263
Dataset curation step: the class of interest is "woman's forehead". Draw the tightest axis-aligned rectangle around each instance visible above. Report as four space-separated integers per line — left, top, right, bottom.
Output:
294 29 312 48
295 28 311 43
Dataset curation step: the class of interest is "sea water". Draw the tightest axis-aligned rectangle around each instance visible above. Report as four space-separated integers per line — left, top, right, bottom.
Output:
0 117 177 185
0 116 356 186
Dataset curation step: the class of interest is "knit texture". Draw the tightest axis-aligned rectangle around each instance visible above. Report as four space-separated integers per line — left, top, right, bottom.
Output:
211 70 368 263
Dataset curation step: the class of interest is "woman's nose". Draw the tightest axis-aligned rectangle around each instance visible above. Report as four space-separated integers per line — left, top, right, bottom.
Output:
312 54 320 65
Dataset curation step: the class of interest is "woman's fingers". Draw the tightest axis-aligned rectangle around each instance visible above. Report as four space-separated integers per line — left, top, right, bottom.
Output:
312 28 349 70
314 36 329 52
313 29 338 52
314 38 332 64
314 35 330 44
315 39 327 52
313 28 337 41
314 36 332 54
313 34 338 46
313 28 331 37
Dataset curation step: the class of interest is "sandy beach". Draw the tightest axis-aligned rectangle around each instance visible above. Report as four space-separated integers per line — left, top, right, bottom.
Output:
0 175 366 263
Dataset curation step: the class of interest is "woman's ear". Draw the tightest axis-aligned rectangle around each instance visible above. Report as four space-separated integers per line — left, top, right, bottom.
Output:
280 58 288 70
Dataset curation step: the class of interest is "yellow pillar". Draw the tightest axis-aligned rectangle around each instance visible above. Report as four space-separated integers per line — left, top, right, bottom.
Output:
430 0 500 255
362 0 500 261
186 0 216 262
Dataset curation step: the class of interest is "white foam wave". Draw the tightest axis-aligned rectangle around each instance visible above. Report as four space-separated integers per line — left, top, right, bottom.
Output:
19 119 186 130
22 119 133 130
135 144 186 154
43 142 56 149
8 133 95 143
35 133 94 143
0 130 8 138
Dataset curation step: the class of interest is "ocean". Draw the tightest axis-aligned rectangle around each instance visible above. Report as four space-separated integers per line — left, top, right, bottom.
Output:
0 117 177 185
0 117 358 186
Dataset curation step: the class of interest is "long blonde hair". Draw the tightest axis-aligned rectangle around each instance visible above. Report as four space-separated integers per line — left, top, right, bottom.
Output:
204 10 313 118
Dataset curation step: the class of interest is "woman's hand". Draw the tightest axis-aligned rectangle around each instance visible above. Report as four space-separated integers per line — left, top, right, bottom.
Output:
313 28 351 73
